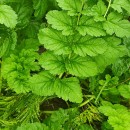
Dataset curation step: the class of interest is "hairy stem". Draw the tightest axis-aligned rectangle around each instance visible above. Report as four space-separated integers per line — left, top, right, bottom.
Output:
77 1 85 25
104 0 112 18
95 81 108 104
79 96 95 107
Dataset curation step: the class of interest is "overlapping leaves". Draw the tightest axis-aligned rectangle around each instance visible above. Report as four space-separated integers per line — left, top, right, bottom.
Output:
29 71 83 103
1 49 40 93
39 51 98 77
38 28 108 56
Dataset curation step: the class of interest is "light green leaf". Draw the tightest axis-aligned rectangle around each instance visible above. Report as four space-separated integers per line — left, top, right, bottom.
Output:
72 35 107 56
65 54 98 77
39 51 66 75
98 105 117 117
77 16 106 36
108 115 130 130
2 58 30 93
33 0 48 19
38 28 71 55
17 122 48 130
29 71 56 96
46 11 76 35
103 12 130 37
1 49 39 93
56 0 83 16
111 0 130 14
94 36 126 72
99 102 130 130
38 28 107 56
118 84 130 99
0 5 17 28
29 71 83 103
91 0 107 16
83 0 106 21
55 77 83 103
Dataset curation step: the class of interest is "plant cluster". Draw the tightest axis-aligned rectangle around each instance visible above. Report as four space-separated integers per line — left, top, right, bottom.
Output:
0 0 130 130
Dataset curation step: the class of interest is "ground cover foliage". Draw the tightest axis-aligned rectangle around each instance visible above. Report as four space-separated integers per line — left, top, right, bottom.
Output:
0 0 130 129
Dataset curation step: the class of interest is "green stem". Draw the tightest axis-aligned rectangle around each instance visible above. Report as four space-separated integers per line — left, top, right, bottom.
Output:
41 111 54 114
95 82 108 104
77 1 85 25
79 96 95 108
59 73 63 78
104 0 112 18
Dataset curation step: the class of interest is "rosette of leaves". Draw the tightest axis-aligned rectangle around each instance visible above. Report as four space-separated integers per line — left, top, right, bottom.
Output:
1 49 40 93
36 0 129 103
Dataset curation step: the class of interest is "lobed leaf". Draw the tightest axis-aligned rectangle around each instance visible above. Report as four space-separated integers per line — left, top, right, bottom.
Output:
55 77 83 103
46 10 76 35
38 28 107 57
118 84 130 99
77 16 106 36
72 35 107 56
83 0 106 21
111 0 130 14
29 71 56 96
29 71 83 103
0 5 17 28
38 28 72 55
56 0 83 16
33 0 48 19
39 51 66 75
65 54 98 77
103 12 130 37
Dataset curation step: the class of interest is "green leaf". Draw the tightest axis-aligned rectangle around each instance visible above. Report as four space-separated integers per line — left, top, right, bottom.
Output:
33 0 48 19
46 11 76 35
22 21 40 38
29 71 83 103
118 84 130 99
29 71 56 96
1 59 30 93
18 38 40 51
0 37 10 58
12 0 33 27
112 58 130 76
0 5 17 28
44 108 69 130
39 51 66 75
65 54 98 77
99 102 130 130
38 28 71 55
72 35 107 56
1 49 39 93
38 28 107 56
98 106 117 117
56 0 83 16
108 115 130 130
94 36 126 72
111 0 130 14
83 0 106 21
55 77 83 103
17 122 48 130
77 16 106 36
0 30 17 58
103 12 130 37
